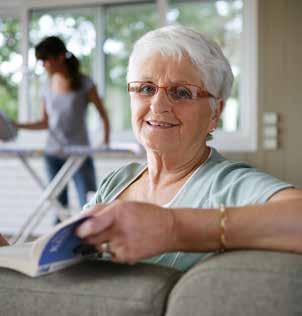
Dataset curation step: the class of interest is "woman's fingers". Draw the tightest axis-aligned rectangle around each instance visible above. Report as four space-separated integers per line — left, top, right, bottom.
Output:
84 227 112 247
81 203 107 216
76 204 114 238
77 200 175 264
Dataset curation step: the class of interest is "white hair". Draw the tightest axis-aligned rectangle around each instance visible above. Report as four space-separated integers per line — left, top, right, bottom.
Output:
127 24 234 108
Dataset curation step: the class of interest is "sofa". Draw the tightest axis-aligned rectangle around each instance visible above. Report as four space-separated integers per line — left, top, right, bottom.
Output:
1 250 302 316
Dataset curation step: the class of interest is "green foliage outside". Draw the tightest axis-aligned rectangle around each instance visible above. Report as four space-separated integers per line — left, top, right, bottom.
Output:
171 1 242 103
0 17 20 120
0 1 242 131
104 3 158 131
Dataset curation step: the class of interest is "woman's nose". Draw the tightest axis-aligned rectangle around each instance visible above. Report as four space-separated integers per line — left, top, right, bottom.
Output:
150 88 173 113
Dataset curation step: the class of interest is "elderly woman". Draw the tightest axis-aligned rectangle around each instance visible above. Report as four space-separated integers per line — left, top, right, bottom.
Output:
3 25 300 270
74 25 302 271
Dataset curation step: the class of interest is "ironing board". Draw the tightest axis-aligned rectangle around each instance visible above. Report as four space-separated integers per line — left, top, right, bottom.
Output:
0 111 143 244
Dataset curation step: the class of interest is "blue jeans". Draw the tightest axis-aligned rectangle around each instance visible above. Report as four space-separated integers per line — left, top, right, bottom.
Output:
44 154 97 209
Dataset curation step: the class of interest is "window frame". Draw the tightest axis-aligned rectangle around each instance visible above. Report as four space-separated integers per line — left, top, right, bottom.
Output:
0 0 258 152
209 0 258 152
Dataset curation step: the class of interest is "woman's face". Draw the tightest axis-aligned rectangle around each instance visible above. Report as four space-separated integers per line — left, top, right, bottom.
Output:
129 53 220 154
41 55 64 75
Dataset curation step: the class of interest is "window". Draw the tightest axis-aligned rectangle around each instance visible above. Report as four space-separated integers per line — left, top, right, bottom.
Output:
167 0 258 151
101 0 257 149
28 8 98 130
168 0 243 132
104 2 158 141
11 0 257 151
27 2 158 143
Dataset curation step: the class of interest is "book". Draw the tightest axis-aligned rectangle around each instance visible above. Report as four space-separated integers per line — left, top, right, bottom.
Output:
0 213 96 277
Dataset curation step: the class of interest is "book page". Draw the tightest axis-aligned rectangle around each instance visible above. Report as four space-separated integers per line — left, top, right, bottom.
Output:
0 242 35 275
0 214 90 277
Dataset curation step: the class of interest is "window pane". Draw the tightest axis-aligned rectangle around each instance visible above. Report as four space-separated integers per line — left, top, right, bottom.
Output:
168 0 243 132
104 3 157 140
0 17 21 120
29 9 96 121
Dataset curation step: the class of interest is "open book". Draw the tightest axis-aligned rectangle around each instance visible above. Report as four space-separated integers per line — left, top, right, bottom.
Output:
0 214 96 277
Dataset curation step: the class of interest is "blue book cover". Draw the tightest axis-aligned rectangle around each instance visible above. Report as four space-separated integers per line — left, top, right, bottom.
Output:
38 216 90 269
0 215 99 277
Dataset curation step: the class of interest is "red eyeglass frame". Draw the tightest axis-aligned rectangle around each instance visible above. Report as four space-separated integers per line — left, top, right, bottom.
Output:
127 81 217 100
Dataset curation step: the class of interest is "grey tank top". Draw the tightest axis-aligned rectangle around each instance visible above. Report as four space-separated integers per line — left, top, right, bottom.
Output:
42 74 94 156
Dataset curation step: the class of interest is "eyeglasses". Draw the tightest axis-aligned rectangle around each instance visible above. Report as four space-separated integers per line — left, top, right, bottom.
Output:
128 81 216 103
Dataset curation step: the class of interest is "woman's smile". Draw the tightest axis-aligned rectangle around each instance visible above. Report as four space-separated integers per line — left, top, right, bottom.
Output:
146 120 180 129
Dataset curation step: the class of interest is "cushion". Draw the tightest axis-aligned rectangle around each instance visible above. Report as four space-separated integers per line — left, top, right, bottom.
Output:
0 260 182 316
166 250 302 316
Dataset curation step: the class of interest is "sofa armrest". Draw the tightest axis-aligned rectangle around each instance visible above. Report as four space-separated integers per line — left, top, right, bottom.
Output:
166 250 302 316
0 260 182 316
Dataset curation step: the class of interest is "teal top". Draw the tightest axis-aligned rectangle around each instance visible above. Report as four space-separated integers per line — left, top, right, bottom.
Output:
84 148 293 271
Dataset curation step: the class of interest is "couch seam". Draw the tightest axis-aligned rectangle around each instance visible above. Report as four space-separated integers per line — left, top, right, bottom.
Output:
150 271 182 315
187 266 302 277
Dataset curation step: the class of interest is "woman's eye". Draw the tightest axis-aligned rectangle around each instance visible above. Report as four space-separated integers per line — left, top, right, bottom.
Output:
173 86 192 99
139 84 156 95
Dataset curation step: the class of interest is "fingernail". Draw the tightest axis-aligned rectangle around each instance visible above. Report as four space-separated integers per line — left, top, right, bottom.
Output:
76 221 92 238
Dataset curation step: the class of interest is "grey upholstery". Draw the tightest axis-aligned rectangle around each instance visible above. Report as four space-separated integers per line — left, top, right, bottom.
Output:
166 251 302 316
0 261 181 316
1 251 302 316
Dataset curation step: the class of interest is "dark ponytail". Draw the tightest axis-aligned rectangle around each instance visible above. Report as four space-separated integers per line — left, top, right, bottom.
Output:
64 51 81 90
35 36 81 90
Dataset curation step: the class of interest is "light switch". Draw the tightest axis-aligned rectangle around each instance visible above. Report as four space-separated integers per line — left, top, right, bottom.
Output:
263 126 278 138
262 112 279 150
263 139 278 150
263 112 278 125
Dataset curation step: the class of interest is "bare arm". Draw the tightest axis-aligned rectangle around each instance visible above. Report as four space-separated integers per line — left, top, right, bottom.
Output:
88 86 110 145
76 188 302 263
14 100 48 130
171 188 302 253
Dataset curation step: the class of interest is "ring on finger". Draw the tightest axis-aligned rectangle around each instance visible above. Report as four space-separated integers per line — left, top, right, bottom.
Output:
101 241 110 253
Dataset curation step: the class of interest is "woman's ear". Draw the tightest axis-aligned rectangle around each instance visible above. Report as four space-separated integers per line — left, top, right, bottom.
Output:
208 99 224 132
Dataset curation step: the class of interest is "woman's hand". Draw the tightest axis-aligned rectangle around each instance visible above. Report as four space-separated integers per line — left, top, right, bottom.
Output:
0 234 9 246
76 200 176 264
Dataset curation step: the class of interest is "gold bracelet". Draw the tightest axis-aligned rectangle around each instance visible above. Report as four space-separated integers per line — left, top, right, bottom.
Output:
219 204 228 252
